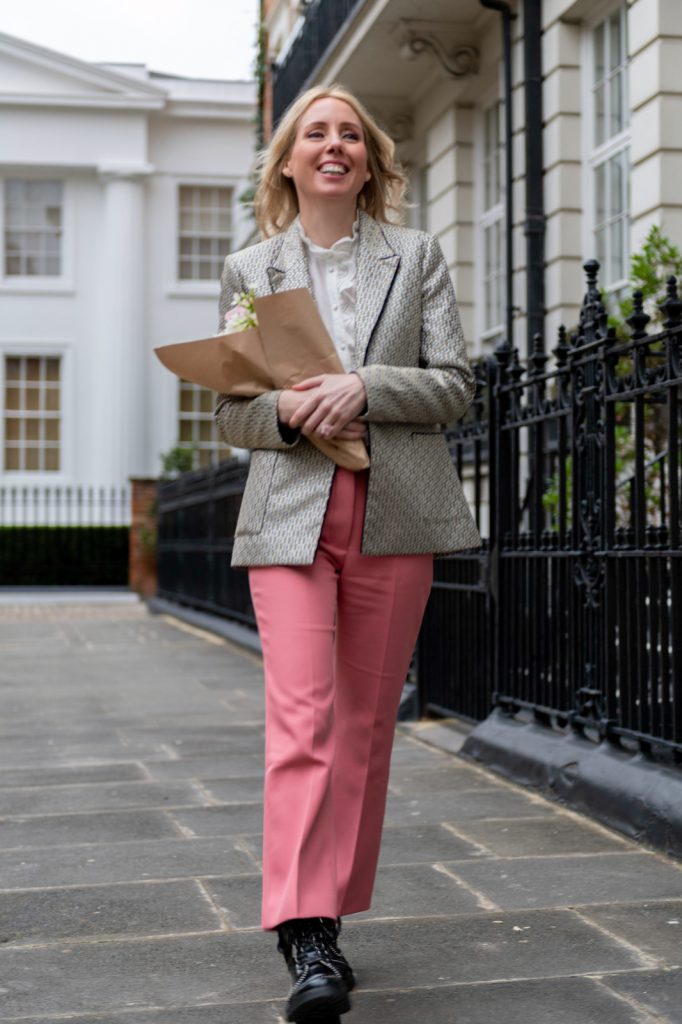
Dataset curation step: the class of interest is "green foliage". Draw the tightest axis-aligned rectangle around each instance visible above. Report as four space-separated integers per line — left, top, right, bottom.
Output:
159 444 196 478
617 225 682 326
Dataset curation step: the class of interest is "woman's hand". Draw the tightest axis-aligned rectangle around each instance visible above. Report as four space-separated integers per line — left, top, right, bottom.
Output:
286 373 367 439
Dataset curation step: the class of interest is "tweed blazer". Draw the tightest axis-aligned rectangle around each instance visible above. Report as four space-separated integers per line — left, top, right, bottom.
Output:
214 210 482 566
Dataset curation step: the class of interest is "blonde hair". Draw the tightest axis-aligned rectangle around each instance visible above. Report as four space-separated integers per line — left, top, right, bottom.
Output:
253 84 408 238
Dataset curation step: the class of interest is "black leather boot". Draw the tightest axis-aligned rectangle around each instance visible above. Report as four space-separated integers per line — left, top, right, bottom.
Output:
320 917 356 992
277 917 352 1021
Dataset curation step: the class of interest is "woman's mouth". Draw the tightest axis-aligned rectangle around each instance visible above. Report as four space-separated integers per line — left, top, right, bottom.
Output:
318 162 349 176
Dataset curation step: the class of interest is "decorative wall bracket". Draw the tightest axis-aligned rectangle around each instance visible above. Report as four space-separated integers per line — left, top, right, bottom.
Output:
398 20 479 78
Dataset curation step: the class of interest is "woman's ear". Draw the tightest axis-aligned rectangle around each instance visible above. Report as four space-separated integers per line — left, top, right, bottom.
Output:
282 163 293 179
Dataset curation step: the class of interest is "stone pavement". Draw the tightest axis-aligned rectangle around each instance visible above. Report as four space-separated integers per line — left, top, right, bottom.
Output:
0 597 681 1024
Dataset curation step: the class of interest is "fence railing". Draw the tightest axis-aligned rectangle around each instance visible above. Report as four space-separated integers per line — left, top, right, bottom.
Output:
272 0 364 125
419 260 682 760
0 485 130 526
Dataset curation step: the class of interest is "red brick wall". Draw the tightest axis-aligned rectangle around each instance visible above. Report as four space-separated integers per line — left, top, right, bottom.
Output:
129 477 158 598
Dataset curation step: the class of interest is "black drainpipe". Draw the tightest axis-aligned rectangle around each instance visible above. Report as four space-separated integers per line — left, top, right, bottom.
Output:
523 0 545 356
479 0 516 351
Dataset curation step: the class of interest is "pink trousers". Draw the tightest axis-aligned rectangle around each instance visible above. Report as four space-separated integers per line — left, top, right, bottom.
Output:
248 467 433 930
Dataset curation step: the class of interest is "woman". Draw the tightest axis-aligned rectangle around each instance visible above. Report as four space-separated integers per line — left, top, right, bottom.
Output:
215 84 480 1022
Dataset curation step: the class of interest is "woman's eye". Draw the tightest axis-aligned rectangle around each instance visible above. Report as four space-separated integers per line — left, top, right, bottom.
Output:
343 132 360 140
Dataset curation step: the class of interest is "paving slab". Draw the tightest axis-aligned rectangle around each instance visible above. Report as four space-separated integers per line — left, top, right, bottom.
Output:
0 780 205 816
387 763 503 795
0 809 181 850
338 912 644 987
350 976 653 1024
384 787 553 826
145 754 265 781
452 814 632 857
0 836 258 889
604 968 682 1020
0 879 222 945
444 852 682 910
169 803 265 837
579 900 682 966
378 823 490 865
0 763 148 788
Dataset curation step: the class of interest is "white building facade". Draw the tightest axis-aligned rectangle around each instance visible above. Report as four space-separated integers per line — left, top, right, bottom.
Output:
0 31 256 514
267 0 682 355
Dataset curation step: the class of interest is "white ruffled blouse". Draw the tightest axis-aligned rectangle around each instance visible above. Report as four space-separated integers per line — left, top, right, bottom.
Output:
298 217 359 373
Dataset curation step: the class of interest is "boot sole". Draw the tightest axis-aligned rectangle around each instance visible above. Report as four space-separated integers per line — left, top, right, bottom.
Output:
286 986 351 1022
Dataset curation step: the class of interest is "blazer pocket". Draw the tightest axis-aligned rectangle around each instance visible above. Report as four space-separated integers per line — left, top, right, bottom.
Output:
235 450 278 536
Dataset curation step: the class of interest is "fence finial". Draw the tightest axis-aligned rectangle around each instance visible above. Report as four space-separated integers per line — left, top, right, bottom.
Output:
553 324 570 367
662 276 682 328
627 290 650 340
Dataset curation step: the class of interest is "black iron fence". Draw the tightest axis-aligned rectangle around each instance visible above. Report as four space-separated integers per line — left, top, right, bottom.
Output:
272 0 364 125
419 260 682 760
156 459 254 624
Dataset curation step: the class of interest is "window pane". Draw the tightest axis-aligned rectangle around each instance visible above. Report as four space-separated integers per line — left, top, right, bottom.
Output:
198 261 213 280
5 387 21 410
45 358 59 382
25 447 39 471
44 418 60 442
596 224 607 272
44 448 60 471
44 386 60 411
610 72 625 137
199 389 214 413
179 420 193 442
5 358 21 381
594 21 605 83
5 418 21 441
25 387 40 411
26 358 41 382
199 420 213 442
25 419 40 441
595 163 607 226
611 218 625 282
179 259 193 279
595 84 606 147
180 386 194 412
609 12 623 71
4 447 20 470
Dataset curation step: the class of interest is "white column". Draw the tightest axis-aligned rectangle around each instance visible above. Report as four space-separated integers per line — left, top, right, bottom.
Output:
93 166 151 485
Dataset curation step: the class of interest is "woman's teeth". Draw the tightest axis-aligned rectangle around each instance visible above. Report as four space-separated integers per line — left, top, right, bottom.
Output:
320 164 347 175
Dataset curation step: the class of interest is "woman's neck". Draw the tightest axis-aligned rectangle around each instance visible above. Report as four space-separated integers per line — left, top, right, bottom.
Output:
298 204 358 249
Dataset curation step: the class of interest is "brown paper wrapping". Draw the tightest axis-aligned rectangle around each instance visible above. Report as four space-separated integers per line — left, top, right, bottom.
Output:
155 288 369 471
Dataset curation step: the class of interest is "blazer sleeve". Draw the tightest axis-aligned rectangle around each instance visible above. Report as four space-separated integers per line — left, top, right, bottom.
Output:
213 255 301 451
354 234 475 425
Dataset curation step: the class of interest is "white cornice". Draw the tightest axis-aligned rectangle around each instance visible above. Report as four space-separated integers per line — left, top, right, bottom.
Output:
0 31 166 96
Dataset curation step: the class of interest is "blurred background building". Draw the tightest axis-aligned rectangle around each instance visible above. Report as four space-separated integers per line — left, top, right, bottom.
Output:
0 29 255 518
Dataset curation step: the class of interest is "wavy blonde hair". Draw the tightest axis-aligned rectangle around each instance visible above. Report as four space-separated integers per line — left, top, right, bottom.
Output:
254 84 408 239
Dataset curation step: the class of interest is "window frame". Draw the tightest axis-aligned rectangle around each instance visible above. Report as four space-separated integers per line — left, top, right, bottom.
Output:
582 0 631 294
0 176 75 295
167 177 239 297
0 343 72 481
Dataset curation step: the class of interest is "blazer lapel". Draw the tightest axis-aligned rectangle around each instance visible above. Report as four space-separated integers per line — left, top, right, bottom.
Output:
355 210 400 367
266 216 313 294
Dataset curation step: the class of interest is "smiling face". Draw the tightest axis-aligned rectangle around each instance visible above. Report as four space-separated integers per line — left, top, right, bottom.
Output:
281 96 372 215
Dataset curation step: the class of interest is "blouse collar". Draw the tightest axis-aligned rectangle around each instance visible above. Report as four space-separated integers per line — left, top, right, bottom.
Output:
298 214 360 257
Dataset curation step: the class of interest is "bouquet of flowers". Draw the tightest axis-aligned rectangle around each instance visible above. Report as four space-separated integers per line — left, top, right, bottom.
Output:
155 287 369 471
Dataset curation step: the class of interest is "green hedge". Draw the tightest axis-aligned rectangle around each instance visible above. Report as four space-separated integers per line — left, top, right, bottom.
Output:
0 526 129 586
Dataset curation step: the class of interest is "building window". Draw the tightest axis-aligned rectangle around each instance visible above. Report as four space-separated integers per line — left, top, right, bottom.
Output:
480 102 505 345
4 180 63 277
178 380 231 468
178 185 233 281
590 5 630 289
4 355 61 471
